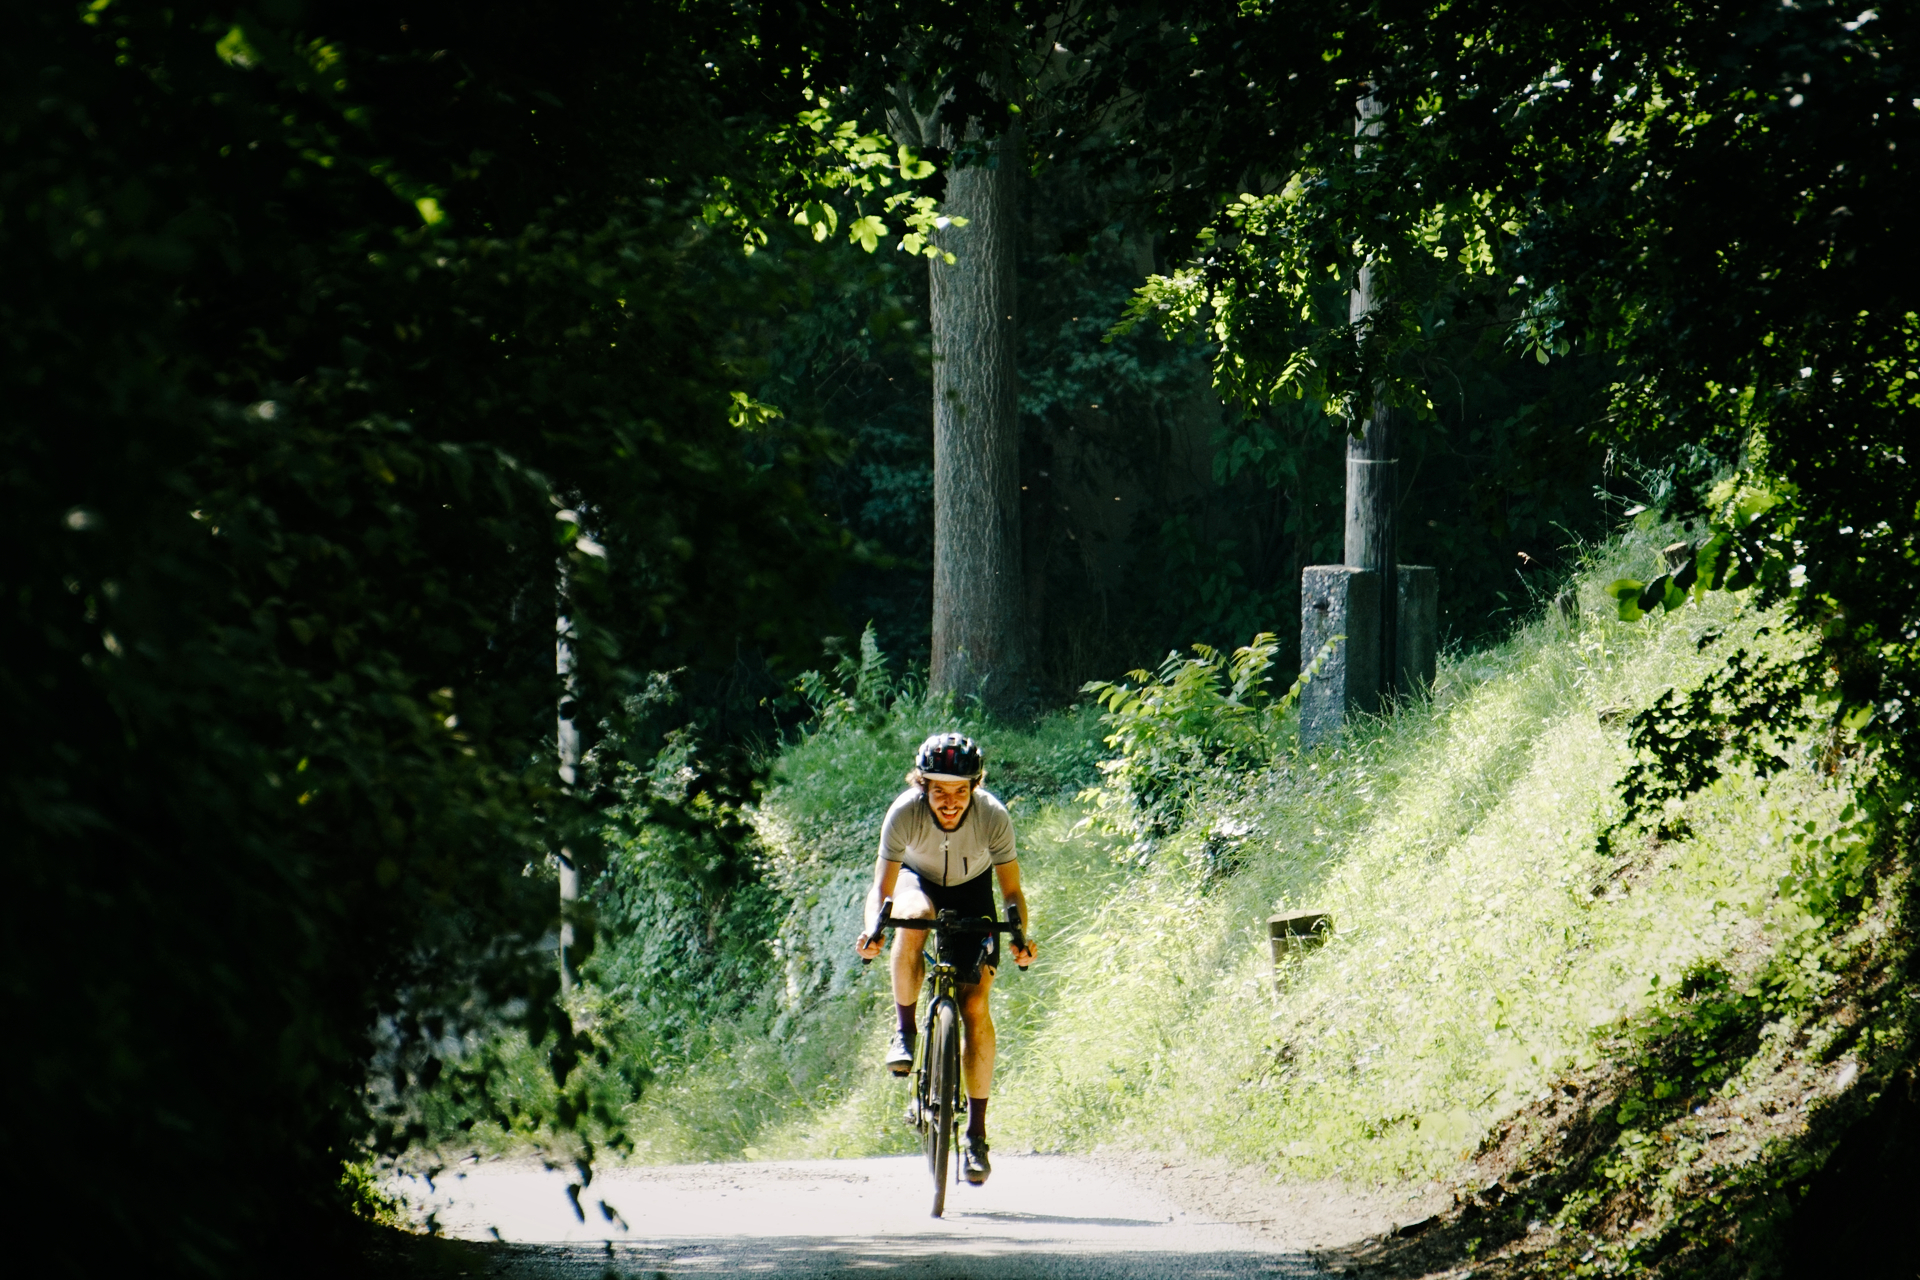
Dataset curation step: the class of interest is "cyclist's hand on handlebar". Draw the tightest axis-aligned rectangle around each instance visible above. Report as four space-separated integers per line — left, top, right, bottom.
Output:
1010 937 1037 969
856 894 888 961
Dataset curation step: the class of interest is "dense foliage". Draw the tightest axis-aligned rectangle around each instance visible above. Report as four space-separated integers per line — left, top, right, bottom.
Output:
0 2 904 1271
11 0 1916 1273
679 0 1630 699
1076 0 1916 773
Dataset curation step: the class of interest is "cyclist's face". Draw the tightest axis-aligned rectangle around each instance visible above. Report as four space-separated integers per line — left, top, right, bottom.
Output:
926 778 973 829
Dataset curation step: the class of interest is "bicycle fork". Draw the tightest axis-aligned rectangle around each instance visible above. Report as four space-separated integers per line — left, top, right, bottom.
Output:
910 984 957 1131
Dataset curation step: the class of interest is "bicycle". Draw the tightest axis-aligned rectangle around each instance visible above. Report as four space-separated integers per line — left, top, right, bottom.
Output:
869 897 1027 1218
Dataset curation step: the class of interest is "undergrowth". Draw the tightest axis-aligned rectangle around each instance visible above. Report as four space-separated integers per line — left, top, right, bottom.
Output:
443 519 1903 1279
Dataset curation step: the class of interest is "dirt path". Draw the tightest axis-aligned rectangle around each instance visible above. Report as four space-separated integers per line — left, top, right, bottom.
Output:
396 1152 1425 1278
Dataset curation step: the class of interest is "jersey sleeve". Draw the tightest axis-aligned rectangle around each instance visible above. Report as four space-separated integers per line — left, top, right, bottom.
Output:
878 791 916 863
987 797 1018 865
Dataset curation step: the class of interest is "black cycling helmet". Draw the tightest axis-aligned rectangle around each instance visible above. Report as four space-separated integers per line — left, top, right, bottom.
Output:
916 732 983 781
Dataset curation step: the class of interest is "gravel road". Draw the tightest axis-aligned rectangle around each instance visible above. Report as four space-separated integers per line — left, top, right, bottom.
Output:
398 1154 1335 1278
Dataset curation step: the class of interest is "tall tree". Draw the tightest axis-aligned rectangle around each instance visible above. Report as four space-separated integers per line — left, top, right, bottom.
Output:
929 126 1026 706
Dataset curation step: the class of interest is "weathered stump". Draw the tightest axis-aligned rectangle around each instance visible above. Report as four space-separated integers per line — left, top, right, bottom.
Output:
1270 911 1334 989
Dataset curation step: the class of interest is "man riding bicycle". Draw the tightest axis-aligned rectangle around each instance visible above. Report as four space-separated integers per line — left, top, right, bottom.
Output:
855 733 1037 1187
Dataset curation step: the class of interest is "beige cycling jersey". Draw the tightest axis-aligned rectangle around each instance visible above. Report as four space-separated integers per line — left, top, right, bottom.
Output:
878 786 1017 887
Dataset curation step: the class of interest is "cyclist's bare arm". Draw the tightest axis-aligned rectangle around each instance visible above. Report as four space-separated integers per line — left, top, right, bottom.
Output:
856 854 908 959
995 861 1036 968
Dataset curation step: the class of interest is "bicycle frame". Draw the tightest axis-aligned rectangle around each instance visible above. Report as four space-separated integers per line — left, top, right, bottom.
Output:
873 898 1025 1217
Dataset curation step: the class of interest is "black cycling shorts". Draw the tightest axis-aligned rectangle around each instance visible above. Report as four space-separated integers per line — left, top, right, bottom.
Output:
899 868 998 983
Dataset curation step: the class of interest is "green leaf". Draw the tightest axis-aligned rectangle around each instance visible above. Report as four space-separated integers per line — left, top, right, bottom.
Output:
1671 553 1699 596
896 146 935 181
794 201 837 241
848 215 887 252
1695 533 1732 591
1605 578 1645 621
215 25 260 69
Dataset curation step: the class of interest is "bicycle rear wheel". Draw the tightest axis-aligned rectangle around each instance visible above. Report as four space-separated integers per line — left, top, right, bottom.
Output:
925 1000 959 1217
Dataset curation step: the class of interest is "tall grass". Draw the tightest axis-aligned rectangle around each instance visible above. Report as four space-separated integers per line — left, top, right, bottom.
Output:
619 699 1103 1161
621 524 1859 1182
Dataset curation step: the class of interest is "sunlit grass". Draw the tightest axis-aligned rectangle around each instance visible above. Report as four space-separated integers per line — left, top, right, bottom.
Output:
623 524 1858 1183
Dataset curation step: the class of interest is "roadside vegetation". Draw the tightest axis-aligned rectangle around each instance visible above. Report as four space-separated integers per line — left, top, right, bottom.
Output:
435 518 1905 1273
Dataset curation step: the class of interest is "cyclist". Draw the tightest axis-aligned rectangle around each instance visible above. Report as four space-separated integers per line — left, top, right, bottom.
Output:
855 732 1037 1187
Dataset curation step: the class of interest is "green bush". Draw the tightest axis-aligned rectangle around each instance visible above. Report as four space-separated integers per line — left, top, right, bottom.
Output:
1081 631 1335 843
613 526 1868 1188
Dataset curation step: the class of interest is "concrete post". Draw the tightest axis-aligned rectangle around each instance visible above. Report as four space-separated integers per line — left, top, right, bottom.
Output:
1297 93 1444 738
1344 407 1397 697
1338 89 1399 703
1299 566 1381 747
1396 565 1438 695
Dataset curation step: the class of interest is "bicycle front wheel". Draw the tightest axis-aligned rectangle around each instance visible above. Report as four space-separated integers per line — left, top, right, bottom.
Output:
925 1000 959 1217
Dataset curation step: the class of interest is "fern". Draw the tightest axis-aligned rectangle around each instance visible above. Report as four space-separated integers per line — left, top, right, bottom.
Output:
795 622 903 733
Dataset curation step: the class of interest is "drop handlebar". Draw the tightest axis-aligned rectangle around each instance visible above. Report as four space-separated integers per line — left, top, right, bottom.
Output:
860 897 1028 969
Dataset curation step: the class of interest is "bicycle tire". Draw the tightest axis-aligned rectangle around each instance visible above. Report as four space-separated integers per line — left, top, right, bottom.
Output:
920 1014 938 1176
927 1000 959 1217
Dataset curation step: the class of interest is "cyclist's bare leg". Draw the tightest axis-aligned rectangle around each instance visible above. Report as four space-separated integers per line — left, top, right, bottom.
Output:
957 966 996 1099
888 880 934 1006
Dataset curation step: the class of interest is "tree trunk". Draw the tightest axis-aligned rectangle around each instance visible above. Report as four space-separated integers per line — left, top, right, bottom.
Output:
929 128 1024 709
1022 433 1054 690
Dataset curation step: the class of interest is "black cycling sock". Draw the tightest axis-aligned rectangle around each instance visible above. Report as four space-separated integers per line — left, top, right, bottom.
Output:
967 1096 988 1139
896 1003 917 1043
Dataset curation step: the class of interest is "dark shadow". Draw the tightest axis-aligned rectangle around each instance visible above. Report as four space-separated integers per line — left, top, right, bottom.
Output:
1783 1067 1920 1279
949 1210 1166 1228
365 1231 1321 1279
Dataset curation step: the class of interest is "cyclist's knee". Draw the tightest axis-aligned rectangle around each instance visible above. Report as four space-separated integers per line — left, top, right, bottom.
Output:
893 883 935 920
958 983 993 1023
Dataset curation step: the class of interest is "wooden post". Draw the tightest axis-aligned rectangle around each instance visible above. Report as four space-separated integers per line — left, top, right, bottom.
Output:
1270 911 1333 989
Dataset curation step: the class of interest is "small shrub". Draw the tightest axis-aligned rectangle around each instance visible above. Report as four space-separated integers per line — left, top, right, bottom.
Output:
1081 632 1333 840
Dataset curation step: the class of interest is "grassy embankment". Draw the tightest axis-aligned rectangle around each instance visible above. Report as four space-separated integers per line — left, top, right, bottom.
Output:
619 521 1882 1203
